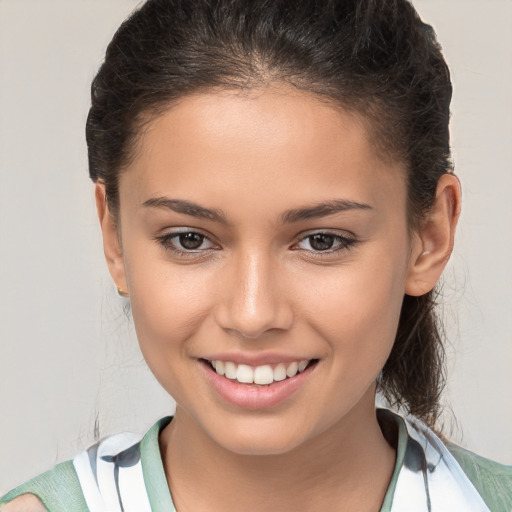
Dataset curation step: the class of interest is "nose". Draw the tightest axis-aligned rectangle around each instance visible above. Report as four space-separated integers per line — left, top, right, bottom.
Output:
214 250 294 339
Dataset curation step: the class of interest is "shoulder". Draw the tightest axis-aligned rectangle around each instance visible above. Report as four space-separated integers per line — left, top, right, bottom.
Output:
447 442 512 512
0 418 171 512
0 461 88 512
0 494 47 512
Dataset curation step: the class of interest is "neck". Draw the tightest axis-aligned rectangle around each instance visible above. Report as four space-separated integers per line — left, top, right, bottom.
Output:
160 397 396 512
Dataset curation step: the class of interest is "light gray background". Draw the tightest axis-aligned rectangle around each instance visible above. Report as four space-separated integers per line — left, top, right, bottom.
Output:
0 0 511 492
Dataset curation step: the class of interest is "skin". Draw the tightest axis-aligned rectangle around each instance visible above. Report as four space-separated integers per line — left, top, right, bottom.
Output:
2 495 46 512
91 86 459 512
5 87 459 512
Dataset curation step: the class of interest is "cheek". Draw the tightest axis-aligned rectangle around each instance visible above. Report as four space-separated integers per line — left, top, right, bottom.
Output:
302 248 408 373
122 244 216 363
126 269 217 402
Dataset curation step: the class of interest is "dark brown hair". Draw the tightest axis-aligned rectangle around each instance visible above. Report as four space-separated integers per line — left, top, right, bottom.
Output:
87 0 453 427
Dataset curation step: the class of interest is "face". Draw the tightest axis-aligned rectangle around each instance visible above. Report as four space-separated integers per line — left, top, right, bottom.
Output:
107 86 421 455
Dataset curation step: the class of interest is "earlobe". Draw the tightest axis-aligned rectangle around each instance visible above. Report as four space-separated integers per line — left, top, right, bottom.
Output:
405 173 461 296
94 183 128 294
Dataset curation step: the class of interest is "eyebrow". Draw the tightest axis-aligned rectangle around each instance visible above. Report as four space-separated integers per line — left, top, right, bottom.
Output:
142 197 372 224
143 197 229 224
281 199 372 223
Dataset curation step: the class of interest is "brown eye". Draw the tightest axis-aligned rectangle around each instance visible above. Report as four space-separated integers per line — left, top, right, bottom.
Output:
179 232 205 250
295 232 357 254
156 229 218 256
309 234 335 251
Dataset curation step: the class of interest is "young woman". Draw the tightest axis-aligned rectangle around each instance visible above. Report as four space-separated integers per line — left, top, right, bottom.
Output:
2 0 511 511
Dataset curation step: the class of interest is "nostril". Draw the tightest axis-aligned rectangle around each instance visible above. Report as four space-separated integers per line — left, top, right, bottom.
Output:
215 304 295 340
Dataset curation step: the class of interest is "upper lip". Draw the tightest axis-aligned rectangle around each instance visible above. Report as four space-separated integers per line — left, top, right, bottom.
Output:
200 352 315 367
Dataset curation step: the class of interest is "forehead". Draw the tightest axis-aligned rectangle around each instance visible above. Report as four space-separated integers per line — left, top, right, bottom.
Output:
121 86 407 220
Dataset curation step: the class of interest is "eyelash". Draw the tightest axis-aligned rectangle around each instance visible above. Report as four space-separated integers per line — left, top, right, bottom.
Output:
155 230 218 258
294 232 358 256
155 230 358 258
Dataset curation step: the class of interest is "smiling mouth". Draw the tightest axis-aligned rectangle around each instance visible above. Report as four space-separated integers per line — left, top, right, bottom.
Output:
202 359 318 386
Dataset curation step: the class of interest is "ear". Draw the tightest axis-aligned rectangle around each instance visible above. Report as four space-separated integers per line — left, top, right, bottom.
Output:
95 183 128 295
405 173 461 296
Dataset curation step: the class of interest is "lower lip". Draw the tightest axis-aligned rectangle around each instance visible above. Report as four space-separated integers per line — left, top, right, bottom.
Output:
200 360 317 410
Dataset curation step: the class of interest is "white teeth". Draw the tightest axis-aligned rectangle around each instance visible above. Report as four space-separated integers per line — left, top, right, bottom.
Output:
211 359 312 384
224 361 237 380
236 364 254 384
286 362 299 378
215 360 225 376
273 363 287 382
298 360 308 372
254 365 274 385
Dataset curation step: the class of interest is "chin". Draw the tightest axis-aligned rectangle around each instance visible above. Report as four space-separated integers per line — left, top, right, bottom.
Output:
204 414 316 457
217 431 304 456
